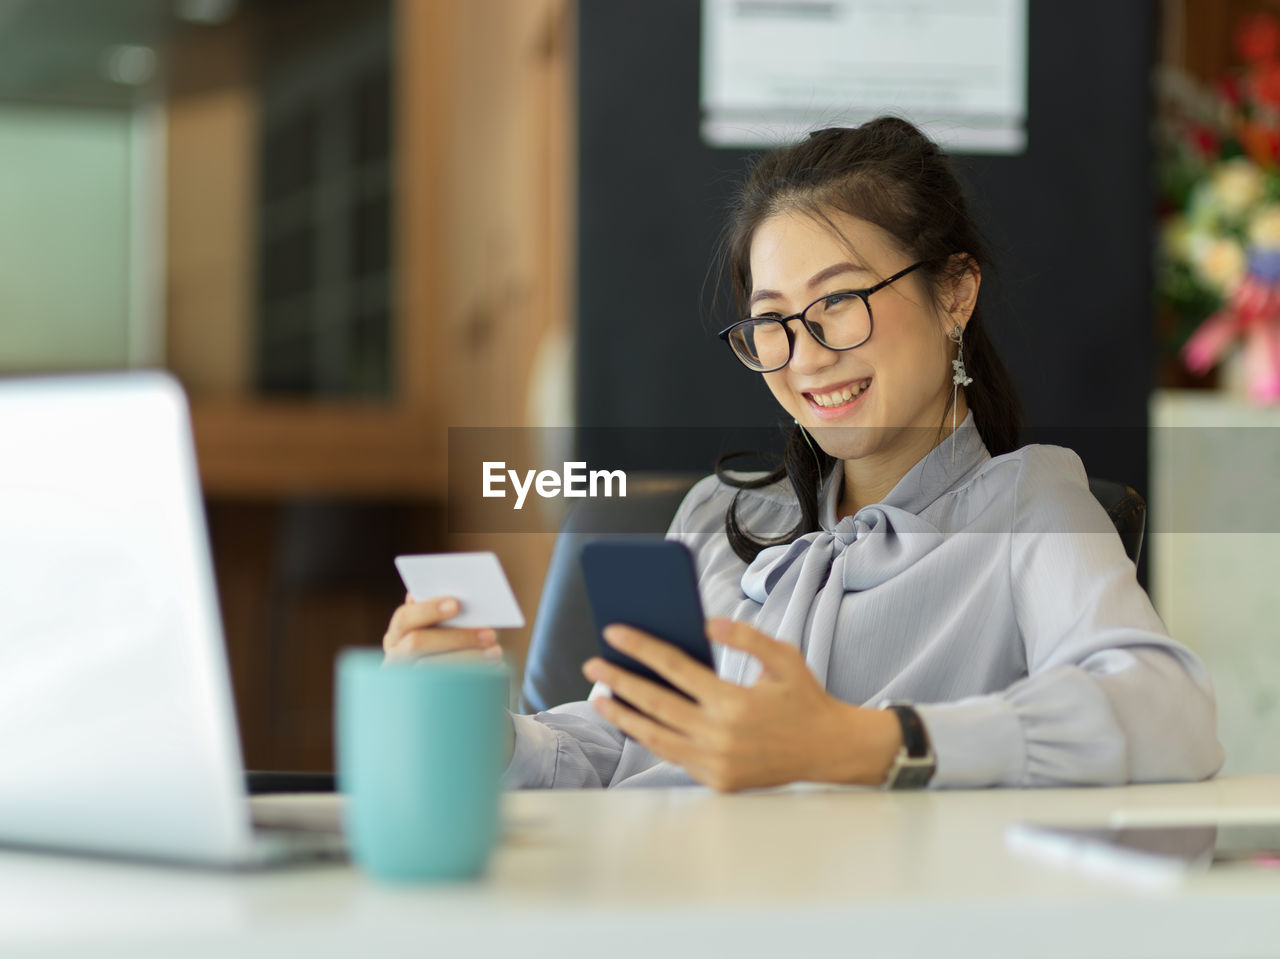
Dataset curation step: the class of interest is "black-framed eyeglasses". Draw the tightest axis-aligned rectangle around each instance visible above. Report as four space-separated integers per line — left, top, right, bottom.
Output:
717 261 925 373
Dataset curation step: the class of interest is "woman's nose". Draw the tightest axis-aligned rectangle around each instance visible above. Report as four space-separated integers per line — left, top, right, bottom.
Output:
787 320 838 374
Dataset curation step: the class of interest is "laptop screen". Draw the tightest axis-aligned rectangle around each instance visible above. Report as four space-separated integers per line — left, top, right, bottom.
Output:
0 372 253 863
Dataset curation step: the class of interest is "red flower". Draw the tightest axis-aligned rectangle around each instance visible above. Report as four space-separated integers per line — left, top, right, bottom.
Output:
1237 12 1280 64
1268 129 1280 163
1251 60 1280 106
1219 75 1243 106
1190 124 1219 156
1239 121 1277 166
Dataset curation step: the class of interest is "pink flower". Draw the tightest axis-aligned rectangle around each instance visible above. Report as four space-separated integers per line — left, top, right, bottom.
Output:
1184 257 1280 404
1243 321 1280 402
1183 309 1243 374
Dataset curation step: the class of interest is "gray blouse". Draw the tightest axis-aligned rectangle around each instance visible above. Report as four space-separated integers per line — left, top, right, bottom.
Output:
505 416 1225 789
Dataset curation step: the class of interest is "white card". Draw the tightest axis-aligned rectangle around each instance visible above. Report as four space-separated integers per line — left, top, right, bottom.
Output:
393 552 525 629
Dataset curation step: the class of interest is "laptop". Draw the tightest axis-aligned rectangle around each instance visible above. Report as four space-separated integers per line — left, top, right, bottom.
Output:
0 371 343 867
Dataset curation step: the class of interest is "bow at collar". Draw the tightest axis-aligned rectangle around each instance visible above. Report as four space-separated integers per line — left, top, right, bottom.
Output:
727 417 989 688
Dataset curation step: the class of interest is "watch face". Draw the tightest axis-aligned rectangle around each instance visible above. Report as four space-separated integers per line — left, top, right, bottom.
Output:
887 761 935 790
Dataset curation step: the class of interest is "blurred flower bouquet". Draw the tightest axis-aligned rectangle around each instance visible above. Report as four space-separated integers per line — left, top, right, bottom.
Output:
1156 12 1280 403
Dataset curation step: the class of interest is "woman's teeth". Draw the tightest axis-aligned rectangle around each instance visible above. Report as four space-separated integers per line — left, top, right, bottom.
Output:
810 379 871 408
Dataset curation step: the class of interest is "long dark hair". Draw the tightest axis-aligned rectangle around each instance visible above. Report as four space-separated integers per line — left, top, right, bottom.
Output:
714 117 1022 564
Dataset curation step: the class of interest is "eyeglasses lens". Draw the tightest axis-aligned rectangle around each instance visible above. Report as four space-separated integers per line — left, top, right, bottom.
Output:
732 294 870 371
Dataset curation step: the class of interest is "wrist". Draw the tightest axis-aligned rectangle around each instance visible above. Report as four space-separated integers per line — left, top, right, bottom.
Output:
878 701 936 789
812 701 903 786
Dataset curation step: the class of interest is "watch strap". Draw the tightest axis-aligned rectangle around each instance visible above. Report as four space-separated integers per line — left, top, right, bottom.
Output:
878 700 935 789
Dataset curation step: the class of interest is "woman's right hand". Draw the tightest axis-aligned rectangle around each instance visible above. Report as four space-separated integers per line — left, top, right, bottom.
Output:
382 593 502 664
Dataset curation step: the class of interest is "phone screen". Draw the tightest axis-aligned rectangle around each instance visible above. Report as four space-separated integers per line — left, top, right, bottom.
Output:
580 539 715 700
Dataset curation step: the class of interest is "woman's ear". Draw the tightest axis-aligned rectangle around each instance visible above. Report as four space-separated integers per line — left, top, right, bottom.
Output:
942 254 981 332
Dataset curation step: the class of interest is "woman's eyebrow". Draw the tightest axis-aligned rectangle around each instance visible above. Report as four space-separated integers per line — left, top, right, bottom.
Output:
748 261 869 308
806 261 868 289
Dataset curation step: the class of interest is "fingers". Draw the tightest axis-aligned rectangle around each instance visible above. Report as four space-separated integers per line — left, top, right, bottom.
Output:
582 657 710 736
383 595 501 661
600 625 722 701
384 626 499 662
705 618 802 678
391 596 463 635
591 694 708 771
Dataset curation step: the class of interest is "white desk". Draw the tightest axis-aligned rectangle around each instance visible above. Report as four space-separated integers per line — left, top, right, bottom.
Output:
2 776 1279 959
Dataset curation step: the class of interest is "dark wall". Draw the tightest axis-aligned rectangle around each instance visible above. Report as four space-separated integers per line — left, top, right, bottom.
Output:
577 1 1156 498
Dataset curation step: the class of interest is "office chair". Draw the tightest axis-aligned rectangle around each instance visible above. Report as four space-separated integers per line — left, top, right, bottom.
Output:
517 472 1147 714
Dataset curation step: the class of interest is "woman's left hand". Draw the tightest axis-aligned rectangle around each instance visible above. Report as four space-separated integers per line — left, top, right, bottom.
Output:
582 618 900 792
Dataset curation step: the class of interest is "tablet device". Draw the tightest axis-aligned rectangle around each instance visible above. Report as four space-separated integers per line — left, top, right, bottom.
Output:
394 552 525 628
1006 820 1280 884
580 539 715 698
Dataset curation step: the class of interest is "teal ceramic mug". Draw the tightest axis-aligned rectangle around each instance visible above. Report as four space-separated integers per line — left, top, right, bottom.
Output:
336 649 509 882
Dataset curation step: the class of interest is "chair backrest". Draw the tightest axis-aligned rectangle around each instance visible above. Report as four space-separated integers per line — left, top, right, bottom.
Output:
518 471 1147 714
1086 477 1146 564
518 473 700 713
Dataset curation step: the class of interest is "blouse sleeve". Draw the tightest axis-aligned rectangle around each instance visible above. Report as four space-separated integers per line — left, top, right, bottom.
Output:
502 474 726 789
915 447 1225 788
504 702 627 789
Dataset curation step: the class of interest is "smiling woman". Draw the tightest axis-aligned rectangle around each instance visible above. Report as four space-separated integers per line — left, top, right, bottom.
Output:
750 212 965 509
716 119 1020 542
386 117 1226 793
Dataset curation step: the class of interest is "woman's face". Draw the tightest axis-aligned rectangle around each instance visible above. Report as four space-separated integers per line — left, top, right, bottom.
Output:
748 209 966 464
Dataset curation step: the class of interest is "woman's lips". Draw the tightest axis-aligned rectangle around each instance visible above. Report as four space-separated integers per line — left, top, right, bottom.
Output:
804 379 871 420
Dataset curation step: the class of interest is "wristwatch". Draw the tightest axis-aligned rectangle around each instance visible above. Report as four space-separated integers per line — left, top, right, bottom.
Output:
877 700 936 789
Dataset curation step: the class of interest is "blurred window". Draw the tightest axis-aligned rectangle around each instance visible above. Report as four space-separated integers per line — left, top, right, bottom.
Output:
256 1 393 397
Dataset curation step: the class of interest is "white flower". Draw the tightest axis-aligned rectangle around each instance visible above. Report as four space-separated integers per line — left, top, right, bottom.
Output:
1190 234 1247 293
1207 158 1266 220
1248 203 1280 248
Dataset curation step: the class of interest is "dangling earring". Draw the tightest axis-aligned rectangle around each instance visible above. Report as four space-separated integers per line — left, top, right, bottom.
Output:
948 325 973 464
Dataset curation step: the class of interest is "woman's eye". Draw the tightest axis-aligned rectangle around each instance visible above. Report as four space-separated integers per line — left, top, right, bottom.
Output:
822 293 852 309
752 312 783 321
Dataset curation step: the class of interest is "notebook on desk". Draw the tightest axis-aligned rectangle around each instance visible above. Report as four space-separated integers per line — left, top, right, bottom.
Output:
0 371 343 867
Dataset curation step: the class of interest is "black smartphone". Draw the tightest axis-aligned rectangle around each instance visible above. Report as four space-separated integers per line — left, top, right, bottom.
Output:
580 539 715 699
